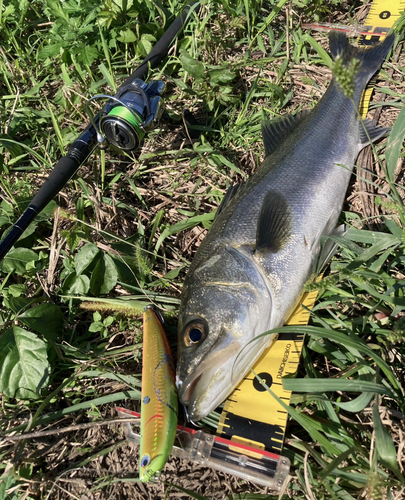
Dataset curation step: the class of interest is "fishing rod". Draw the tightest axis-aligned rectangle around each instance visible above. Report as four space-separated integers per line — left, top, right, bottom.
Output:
0 2 199 261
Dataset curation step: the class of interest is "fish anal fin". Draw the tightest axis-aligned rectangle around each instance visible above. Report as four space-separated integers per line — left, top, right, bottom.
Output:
316 224 346 275
256 190 292 254
360 119 390 147
261 110 310 158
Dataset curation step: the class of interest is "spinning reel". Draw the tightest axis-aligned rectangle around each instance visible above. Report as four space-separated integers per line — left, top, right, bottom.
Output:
86 79 165 152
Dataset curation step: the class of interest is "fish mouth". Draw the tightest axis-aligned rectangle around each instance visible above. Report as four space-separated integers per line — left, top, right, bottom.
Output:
179 330 276 422
181 365 224 422
181 372 203 405
178 330 242 421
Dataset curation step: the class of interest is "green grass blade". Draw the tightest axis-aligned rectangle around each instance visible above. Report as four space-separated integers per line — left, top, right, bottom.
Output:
334 391 375 413
302 33 333 68
254 325 404 404
248 0 290 49
44 96 65 156
283 379 396 399
318 446 358 481
155 212 216 253
385 105 405 184
372 399 404 480
3 390 141 436
324 482 357 500
98 62 117 93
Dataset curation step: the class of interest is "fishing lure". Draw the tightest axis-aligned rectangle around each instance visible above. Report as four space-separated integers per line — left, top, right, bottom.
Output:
139 306 178 482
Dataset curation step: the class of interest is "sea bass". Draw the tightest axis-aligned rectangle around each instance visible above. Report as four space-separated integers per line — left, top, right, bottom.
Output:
176 33 394 422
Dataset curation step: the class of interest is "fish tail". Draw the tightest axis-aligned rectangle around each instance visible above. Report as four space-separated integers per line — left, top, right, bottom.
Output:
329 32 394 104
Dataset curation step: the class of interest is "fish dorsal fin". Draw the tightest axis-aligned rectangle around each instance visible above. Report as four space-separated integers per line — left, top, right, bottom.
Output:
256 190 292 254
359 119 391 147
262 110 310 158
215 183 244 220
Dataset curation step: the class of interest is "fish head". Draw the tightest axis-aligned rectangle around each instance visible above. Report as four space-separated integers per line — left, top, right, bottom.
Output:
176 245 274 422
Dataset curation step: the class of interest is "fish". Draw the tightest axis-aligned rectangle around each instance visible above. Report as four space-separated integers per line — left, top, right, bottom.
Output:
139 306 178 482
176 32 395 422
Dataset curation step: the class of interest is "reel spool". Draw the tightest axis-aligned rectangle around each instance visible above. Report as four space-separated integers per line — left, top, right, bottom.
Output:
86 79 165 152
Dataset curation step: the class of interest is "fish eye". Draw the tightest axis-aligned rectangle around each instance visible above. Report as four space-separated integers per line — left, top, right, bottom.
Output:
141 454 150 467
183 320 207 347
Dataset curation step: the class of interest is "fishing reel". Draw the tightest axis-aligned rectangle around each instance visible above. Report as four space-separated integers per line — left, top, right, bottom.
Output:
86 79 165 152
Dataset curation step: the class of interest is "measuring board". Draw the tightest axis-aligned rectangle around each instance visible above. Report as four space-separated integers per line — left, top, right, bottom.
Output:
217 288 319 454
217 0 400 456
358 0 403 116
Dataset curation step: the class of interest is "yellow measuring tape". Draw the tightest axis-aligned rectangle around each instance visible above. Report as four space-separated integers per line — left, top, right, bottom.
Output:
217 0 400 455
358 0 403 116
217 289 319 454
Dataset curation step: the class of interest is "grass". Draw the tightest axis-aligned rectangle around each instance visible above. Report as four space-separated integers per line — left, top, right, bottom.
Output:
0 0 405 499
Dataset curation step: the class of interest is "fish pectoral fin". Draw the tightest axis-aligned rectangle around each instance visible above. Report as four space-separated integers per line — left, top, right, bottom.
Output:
359 119 391 147
215 183 244 220
255 190 292 254
261 110 310 158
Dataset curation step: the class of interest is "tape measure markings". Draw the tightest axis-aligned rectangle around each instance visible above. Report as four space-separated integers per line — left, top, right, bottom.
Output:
367 0 405 27
217 291 326 453
358 0 402 115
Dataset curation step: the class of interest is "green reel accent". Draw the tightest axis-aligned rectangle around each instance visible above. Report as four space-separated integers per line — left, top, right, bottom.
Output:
101 106 145 151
